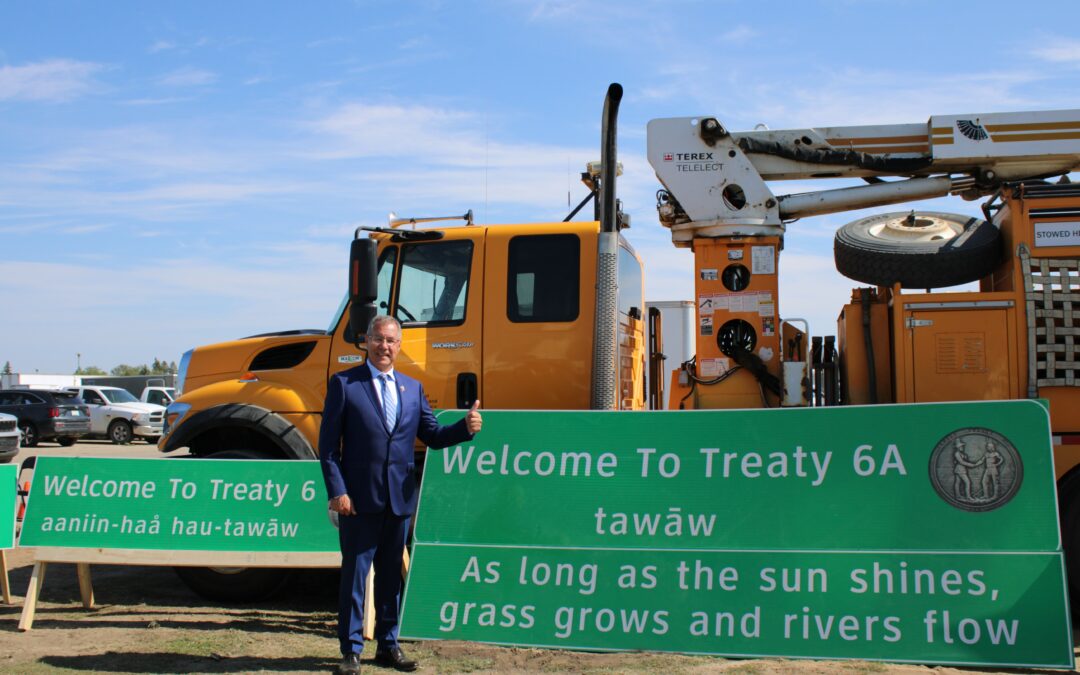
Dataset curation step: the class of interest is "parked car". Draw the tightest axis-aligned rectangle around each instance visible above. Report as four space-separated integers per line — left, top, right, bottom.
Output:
71 386 165 445
0 412 20 463
0 389 91 447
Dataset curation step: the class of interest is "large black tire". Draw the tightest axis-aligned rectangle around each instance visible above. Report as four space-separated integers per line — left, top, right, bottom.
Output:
108 419 133 445
834 211 1002 289
172 448 295 602
20 424 38 448
1058 468 1080 610
174 565 294 603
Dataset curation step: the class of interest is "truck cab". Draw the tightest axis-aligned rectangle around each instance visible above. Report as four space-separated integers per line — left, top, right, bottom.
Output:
161 220 646 461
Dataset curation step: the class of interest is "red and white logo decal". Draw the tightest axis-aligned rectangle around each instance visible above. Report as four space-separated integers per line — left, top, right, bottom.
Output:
663 153 673 162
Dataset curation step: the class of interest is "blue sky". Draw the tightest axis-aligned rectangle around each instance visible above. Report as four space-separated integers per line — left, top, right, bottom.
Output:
3 0 1079 374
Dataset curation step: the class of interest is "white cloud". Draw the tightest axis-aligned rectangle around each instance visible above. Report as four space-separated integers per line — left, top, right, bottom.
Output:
0 256 343 372
303 101 599 212
121 96 193 106
640 59 1049 130
149 40 176 53
528 0 584 20
399 37 429 50
0 59 104 102
157 67 217 87
720 25 758 44
62 223 111 234
1031 38 1080 63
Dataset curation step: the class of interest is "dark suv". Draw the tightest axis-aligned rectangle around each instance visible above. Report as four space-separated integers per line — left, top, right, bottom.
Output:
0 389 91 447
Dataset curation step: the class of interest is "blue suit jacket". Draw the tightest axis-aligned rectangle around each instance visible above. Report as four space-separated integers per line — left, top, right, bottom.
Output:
319 364 472 517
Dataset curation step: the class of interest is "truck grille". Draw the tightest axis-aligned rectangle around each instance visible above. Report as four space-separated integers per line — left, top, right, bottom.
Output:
0 436 18 449
0 420 15 433
149 411 164 423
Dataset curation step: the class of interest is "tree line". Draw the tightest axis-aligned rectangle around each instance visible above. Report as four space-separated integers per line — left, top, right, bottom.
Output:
3 359 177 376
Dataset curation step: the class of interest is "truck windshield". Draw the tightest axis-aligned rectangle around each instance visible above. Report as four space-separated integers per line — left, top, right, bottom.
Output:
395 240 471 325
327 293 349 333
102 389 139 404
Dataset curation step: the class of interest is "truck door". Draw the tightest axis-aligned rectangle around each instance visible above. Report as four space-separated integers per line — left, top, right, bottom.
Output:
393 234 483 411
79 388 109 433
327 232 483 411
482 225 595 409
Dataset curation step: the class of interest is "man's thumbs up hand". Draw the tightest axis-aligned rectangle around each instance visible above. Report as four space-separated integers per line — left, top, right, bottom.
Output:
466 399 482 434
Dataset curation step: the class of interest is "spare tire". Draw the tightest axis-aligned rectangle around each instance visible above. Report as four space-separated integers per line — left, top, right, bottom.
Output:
834 211 1002 288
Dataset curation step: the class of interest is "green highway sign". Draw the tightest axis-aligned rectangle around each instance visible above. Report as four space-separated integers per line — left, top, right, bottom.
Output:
418 402 1058 551
403 402 1073 668
1 464 15 549
404 546 1069 666
19 457 339 551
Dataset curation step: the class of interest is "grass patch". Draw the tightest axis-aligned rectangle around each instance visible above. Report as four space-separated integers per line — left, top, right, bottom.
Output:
160 627 252 657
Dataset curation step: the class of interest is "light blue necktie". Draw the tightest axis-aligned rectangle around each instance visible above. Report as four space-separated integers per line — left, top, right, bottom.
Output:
380 374 398 431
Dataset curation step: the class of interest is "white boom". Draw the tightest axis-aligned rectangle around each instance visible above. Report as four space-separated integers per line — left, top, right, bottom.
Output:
647 109 1080 244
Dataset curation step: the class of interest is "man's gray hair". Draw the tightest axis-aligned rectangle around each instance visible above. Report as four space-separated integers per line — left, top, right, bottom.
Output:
367 314 401 335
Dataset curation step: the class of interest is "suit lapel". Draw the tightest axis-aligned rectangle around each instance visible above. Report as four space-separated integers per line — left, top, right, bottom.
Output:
357 366 391 437
395 378 412 432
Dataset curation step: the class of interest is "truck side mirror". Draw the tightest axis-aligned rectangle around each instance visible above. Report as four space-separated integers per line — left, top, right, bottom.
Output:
349 237 378 346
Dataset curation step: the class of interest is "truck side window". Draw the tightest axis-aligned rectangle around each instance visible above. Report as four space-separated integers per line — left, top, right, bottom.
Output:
82 390 104 405
507 234 580 322
618 243 644 318
395 240 472 326
376 246 397 316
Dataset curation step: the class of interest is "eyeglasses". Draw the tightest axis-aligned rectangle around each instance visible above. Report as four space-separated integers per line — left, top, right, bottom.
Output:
366 336 401 346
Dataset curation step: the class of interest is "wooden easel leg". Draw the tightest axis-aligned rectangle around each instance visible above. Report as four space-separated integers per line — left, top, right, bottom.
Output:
0 550 10 604
76 563 94 609
362 562 375 641
18 561 47 631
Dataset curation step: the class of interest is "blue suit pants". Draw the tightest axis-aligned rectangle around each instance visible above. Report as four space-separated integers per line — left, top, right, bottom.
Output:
337 509 410 656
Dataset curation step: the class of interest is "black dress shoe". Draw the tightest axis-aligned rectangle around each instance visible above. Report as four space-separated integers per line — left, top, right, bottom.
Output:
336 652 361 675
374 645 419 672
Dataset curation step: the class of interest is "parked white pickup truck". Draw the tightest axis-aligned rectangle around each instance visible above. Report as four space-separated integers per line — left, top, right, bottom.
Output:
72 385 166 445
140 386 175 407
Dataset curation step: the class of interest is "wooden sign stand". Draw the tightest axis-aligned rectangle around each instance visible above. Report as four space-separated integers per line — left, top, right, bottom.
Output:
1 550 11 605
17 546 410 639
18 547 342 631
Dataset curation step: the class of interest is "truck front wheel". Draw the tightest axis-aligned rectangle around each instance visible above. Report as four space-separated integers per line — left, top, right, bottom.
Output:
174 564 293 603
172 448 295 602
108 420 133 445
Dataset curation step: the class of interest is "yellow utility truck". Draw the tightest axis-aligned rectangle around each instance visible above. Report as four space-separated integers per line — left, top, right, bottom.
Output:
161 85 1080 602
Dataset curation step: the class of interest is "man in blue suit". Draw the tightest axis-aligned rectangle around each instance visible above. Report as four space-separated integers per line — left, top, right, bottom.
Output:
320 315 482 674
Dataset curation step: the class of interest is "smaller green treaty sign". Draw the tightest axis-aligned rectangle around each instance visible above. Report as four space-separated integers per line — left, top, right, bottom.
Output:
402 402 1073 669
20 458 338 552
1 464 16 549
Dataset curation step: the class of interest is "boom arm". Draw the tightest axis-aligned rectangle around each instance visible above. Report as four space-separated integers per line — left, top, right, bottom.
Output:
648 109 1080 244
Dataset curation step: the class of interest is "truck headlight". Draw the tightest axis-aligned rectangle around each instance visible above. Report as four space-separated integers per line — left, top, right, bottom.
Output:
164 402 192 436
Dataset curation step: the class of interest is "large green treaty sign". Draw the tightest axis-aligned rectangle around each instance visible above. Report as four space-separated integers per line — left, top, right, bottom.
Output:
401 402 1073 669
